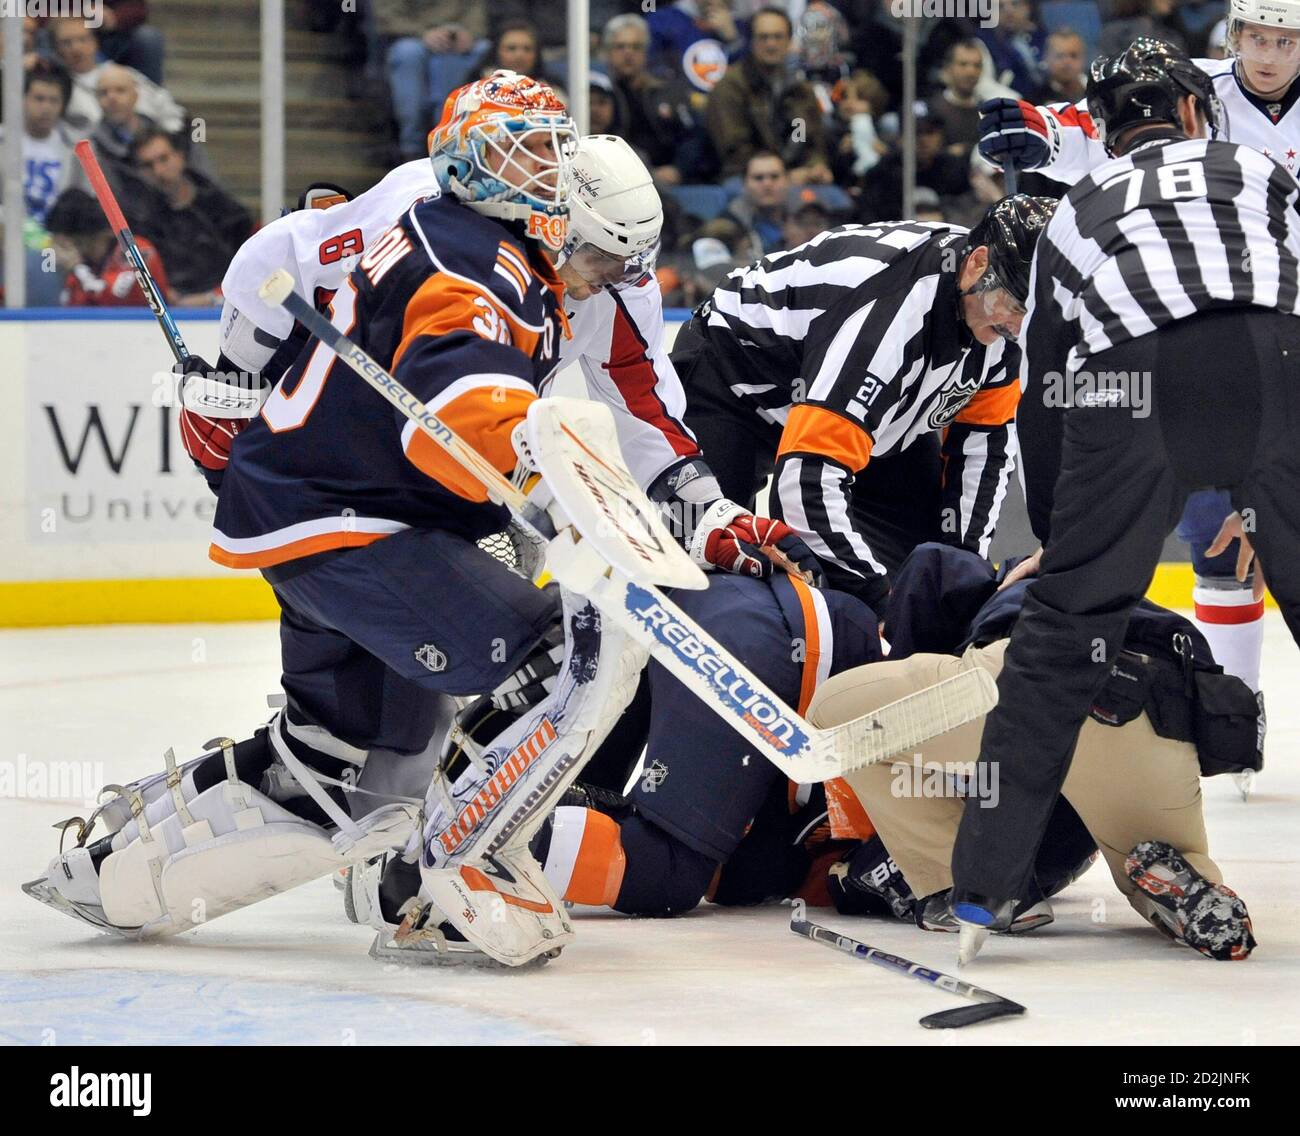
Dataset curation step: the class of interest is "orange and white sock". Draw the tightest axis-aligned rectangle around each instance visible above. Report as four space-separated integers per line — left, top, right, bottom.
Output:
1192 579 1264 693
540 806 626 908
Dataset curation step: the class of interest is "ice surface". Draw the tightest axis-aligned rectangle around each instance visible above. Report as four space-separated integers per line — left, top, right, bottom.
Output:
2 617 1297 1045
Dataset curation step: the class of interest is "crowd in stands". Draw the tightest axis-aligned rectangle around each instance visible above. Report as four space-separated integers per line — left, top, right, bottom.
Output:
0 1 1241 308
1 6 251 307
364 0 1236 306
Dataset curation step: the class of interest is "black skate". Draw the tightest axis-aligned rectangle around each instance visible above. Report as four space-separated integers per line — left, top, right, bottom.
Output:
827 835 916 921
1125 840 1256 960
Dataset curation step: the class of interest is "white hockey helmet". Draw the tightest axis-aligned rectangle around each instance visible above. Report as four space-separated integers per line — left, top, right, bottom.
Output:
1229 0 1300 29
562 134 663 288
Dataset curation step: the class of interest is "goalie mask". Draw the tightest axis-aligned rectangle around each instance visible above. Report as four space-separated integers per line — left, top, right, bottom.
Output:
561 135 663 290
429 71 579 251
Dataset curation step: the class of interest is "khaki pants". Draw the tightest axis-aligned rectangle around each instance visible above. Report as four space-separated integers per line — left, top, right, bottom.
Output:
808 641 1220 921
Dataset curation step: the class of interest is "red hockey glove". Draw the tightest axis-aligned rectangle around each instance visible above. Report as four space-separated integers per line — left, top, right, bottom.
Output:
690 500 823 584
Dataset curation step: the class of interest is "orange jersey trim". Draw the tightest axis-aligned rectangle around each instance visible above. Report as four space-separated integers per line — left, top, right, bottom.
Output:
785 573 823 716
954 380 1021 427
562 811 627 907
394 273 541 370
777 404 874 472
403 385 535 501
825 777 876 841
495 249 530 296
208 528 391 570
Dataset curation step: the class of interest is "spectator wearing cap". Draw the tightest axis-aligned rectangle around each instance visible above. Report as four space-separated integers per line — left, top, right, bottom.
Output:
659 221 752 308
648 0 745 95
377 1 487 162
929 39 984 164
856 104 971 223
976 0 1045 97
95 1 167 85
126 127 252 303
706 6 831 185
782 199 831 251
44 186 173 307
49 17 184 135
0 61 87 227
722 150 789 255
601 13 689 186
1024 30 1087 106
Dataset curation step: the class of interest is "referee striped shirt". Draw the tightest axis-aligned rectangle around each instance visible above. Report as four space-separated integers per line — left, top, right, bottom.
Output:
1026 136 1300 379
697 221 1021 592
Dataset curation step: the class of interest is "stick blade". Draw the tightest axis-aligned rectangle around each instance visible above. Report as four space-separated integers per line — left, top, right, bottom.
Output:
833 667 999 771
920 999 1025 1030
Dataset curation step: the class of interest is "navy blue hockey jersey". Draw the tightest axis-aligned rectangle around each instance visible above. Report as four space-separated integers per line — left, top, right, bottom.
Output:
210 194 568 569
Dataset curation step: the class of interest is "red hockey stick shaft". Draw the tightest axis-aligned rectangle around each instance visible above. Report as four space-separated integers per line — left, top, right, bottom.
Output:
75 139 190 363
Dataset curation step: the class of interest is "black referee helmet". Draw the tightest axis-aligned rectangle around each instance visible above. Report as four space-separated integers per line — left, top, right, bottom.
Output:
963 194 1059 305
1086 37 1225 157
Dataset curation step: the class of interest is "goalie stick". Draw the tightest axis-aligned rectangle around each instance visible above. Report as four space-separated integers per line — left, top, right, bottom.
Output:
791 914 1026 1029
257 269 997 783
75 140 190 365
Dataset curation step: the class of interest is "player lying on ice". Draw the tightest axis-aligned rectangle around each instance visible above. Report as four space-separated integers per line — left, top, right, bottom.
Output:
808 543 1259 961
354 544 1255 964
23 75 854 968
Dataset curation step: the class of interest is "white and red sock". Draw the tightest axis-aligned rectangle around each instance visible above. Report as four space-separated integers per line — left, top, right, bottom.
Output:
1192 579 1264 693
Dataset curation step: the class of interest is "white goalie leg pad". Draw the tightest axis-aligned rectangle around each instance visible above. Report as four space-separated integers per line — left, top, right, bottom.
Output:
418 847 575 967
416 588 646 965
30 725 419 938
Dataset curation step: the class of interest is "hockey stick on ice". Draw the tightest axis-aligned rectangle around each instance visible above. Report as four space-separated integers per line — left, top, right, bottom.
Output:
75 140 191 365
257 269 997 782
791 914 1026 1029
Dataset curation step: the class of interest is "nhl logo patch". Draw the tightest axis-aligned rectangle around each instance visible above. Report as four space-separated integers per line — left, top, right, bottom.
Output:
414 643 447 673
642 760 669 789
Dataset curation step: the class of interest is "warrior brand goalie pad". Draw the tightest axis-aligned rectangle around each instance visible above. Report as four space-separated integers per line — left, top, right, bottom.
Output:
418 588 646 965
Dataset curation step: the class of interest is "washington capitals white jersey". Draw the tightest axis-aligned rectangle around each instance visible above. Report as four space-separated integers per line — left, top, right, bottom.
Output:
547 275 701 492
1032 57 1300 186
218 161 700 497
218 159 438 371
